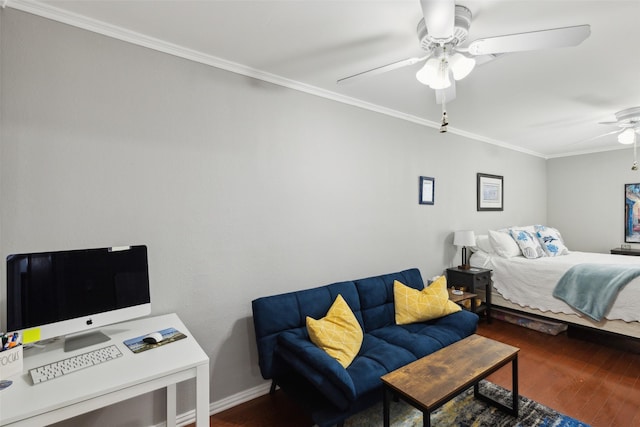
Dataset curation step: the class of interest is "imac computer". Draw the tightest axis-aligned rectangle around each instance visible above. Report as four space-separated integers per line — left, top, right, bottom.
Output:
5 245 151 352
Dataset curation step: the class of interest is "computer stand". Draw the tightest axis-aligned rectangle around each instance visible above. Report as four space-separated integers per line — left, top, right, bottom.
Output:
64 330 111 352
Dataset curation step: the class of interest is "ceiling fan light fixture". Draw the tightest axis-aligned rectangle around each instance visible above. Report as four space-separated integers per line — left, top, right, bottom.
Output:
416 56 451 89
618 128 636 145
448 52 476 80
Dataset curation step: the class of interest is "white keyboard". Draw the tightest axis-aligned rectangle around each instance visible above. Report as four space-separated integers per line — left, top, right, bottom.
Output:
29 344 123 385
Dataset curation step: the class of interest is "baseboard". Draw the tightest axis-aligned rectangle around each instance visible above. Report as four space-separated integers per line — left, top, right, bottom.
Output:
155 382 273 427
210 382 273 415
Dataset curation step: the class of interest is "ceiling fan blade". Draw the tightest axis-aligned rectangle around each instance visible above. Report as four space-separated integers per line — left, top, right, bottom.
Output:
337 55 428 85
435 79 456 104
570 129 621 146
473 53 505 66
420 0 456 41
467 25 590 55
598 121 619 125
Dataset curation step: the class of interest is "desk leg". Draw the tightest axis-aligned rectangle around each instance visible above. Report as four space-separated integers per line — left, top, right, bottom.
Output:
195 363 210 426
167 383 177 427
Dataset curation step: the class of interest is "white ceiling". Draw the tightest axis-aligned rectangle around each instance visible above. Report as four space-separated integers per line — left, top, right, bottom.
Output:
9 0 640 158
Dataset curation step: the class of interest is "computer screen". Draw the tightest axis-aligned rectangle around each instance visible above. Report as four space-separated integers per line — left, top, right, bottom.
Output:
5 245 151 351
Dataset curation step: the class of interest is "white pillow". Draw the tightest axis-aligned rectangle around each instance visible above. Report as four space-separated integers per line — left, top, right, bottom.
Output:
535 226 569 256
474 235 494 253
488 230 521 258
509 227 545 259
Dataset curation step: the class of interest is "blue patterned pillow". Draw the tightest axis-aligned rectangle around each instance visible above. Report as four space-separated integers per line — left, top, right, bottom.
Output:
535 226 569 257
509 228 545 259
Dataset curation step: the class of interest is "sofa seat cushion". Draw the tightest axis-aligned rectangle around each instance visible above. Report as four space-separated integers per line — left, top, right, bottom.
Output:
370 310 479 359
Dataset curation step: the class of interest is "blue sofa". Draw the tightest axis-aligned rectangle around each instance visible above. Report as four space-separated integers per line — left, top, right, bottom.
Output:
251 268 478 427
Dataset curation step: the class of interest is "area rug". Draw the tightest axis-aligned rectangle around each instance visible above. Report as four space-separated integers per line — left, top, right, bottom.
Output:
344 380 589 427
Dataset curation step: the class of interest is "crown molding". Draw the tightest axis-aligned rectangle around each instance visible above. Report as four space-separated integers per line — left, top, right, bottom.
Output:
5 0 547 158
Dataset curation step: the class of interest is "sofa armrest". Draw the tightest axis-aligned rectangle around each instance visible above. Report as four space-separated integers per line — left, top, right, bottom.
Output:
277 330 357 405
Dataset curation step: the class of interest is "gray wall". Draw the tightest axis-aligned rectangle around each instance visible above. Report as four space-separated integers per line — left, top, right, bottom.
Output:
1 8 546 426
548 148 638 252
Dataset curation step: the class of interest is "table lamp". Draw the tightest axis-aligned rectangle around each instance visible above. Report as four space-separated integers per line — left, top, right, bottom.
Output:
454 230 476 270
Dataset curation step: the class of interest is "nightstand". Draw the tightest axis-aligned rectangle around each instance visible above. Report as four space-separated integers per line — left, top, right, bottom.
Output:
446 267 492 323
611 247 640 256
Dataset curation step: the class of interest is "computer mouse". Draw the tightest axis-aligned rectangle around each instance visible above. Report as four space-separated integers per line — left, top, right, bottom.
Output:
142 332 164 344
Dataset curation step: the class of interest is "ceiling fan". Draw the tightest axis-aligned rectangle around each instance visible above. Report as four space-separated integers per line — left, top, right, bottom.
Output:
337 0 590 116
598 107 640 145
597 107 640 170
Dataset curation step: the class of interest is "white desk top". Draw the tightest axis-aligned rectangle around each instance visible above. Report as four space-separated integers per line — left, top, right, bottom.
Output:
0 313 209 426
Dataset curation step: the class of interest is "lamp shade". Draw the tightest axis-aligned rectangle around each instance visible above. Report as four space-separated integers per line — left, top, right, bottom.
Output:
618 128 636 145
416 57 452 90
453 230 476 247
448 52 476 80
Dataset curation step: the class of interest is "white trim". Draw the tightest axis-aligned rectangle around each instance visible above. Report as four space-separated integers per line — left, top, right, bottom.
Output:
150 382 272 427
5 0 550 159
546 143 631 159
209 382 272 416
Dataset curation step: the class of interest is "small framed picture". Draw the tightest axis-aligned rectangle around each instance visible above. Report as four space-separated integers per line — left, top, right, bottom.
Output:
419 176 435 205
477 173 503 211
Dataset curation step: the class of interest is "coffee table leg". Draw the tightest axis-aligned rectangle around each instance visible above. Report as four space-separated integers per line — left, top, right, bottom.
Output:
423 410 431 427
512 354 519 417
473 354 519 417
383 386 390 427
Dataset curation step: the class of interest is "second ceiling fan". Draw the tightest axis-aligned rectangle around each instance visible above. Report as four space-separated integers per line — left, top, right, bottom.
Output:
338 0 590 109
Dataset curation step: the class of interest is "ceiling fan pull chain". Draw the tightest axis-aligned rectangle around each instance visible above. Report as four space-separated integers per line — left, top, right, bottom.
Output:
440 99 448 133
633 139 638 171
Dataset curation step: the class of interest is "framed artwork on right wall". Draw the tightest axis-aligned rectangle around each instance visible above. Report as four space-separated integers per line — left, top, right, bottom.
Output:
625 183 640 242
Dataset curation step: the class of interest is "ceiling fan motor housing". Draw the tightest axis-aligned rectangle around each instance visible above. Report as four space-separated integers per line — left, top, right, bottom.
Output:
417 5 472 50
615 107 640 127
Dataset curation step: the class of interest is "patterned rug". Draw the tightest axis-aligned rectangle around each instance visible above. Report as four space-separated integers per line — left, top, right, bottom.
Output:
344 380 589 427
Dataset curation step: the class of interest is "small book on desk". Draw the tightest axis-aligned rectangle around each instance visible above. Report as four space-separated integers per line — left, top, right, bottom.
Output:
124 327 187 353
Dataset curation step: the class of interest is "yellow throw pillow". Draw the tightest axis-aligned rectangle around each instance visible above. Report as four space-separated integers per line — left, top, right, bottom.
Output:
394 276 461 325
306 294 363 368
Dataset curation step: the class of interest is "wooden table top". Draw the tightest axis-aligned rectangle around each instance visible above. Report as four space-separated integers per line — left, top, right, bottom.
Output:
381 334 519 411
447 288 477 303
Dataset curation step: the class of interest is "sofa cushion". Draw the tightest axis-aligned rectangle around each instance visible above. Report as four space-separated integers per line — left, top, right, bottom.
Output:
393 276 461 324
306 294 363 368
371 310 479 358
355 268 424 332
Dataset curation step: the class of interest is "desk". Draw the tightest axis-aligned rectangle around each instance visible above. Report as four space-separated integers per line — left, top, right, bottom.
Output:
0 313 209 427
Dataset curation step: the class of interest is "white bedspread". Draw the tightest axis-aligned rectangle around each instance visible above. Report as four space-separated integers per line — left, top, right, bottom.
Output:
470 251 640 322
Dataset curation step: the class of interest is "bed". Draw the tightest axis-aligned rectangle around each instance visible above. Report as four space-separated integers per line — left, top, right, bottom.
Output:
469 227 640 339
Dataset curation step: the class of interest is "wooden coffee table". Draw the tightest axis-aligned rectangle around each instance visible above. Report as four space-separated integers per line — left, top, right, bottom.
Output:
381 334 519 427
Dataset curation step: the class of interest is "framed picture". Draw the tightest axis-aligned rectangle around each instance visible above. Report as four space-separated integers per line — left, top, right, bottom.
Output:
625 183 640 242
477 173 503 211
419 176 434 205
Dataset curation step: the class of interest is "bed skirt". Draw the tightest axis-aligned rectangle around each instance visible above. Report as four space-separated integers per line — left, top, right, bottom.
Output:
475 287 640 339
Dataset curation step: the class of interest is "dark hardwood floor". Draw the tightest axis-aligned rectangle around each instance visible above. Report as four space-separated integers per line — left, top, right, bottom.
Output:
205 320 640 427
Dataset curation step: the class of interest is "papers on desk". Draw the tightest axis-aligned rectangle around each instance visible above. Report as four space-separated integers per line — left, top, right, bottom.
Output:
124 327 187 353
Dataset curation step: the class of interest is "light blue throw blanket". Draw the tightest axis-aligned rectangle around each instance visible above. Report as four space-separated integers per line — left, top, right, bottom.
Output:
553 263 640 321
